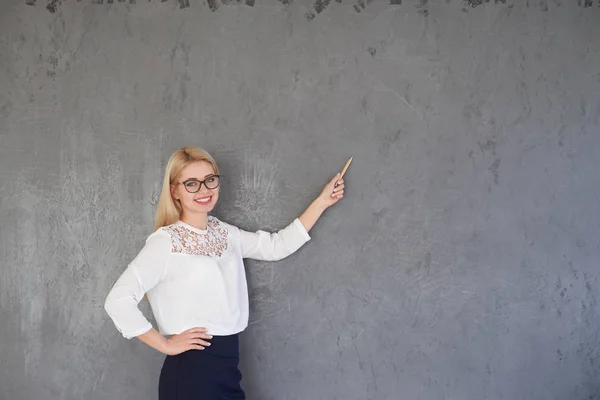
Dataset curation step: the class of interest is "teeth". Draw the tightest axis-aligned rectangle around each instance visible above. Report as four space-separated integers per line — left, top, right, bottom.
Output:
195 197 211 203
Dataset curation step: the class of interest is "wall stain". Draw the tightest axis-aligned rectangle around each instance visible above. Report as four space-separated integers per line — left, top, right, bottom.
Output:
28 0 600 14
489 158 501 184
47 55 58 77
466 0 487 6
417 0 429 16
207 0 219 11
314 0 332 13
353 0 373 13
47 0 64 12
463 0 598 7
377 128 403 158
465 0 506 6
353 0 365 13
576 0 593 6
418 252 432 273
478 139 497 155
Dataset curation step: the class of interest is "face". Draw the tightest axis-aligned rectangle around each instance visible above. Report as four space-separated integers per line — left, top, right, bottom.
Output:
170 161 220 217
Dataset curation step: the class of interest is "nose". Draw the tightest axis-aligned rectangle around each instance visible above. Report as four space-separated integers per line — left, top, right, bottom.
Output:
197 185 213 194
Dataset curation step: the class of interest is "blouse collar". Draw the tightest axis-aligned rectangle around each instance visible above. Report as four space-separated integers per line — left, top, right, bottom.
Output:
175 217 211 234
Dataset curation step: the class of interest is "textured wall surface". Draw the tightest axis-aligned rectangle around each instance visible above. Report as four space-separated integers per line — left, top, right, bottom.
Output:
1 0 599 399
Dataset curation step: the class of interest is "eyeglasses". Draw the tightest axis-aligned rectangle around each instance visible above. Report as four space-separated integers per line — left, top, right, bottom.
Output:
177 175 220 193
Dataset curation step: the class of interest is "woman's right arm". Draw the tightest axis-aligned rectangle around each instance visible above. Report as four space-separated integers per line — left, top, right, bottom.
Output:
104 231 171 340
138 327 213 355
104 230 213 354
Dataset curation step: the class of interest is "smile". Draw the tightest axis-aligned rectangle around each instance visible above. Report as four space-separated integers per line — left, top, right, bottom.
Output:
194 196 212 204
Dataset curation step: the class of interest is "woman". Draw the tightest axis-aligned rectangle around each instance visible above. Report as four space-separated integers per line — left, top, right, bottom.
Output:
104 146 345 399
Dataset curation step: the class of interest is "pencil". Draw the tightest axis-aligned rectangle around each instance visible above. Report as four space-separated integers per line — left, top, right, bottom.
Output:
337 156 353 184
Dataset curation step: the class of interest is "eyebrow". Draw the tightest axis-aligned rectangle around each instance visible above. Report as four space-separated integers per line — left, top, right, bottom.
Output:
183 174 216 181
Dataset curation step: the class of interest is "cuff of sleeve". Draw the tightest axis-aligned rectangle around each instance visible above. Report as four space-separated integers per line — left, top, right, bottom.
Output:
121 324 153 340
293 218 311 242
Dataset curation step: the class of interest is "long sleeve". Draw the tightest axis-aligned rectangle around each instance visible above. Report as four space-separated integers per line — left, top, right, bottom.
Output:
104 229 172 339
239 218 311 261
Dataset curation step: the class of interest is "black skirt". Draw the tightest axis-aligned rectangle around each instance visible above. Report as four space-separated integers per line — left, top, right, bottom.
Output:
159 334 245 400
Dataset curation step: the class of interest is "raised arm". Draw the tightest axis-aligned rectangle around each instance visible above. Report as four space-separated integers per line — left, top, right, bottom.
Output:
239 218 311 261
239 173 345 261
298 173 345 232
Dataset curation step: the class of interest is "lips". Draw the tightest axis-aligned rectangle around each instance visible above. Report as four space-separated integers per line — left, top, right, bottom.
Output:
194 196 212 205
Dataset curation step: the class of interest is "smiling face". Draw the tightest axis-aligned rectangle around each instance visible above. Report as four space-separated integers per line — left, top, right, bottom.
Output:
170 161 220 219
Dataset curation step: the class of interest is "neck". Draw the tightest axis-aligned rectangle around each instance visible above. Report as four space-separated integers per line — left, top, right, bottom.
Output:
180 212 209 230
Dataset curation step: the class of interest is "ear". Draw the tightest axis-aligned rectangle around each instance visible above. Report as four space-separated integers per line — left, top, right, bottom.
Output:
170 184 179 200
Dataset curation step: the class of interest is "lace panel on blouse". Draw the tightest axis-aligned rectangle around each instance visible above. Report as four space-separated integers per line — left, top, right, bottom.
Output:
165 218 229 257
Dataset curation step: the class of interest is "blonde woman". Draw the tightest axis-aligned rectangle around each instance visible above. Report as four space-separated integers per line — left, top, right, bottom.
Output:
104 146 345 399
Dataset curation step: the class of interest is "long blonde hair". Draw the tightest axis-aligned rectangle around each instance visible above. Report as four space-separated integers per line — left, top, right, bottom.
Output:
153 146 219 232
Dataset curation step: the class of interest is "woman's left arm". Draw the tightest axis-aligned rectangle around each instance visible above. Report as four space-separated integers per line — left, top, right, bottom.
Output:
298 173 345 233
238 174 345 261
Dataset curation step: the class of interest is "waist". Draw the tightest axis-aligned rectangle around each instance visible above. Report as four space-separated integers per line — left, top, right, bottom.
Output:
172 333 240 359
150 293 249 337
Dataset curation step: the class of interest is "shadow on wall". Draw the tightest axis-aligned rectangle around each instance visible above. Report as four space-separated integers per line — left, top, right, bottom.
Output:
28 0 600 17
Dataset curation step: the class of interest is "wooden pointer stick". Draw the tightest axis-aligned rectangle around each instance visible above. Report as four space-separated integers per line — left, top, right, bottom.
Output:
336 156 353 186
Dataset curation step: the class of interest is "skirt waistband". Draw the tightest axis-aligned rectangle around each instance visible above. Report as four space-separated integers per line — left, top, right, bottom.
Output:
172 333 239 359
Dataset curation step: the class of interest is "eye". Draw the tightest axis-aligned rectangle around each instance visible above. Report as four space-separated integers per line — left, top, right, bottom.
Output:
185 181 199 187
206 177 215 183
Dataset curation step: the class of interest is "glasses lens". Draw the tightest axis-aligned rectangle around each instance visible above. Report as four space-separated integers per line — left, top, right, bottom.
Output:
184 181 200 193
205 176 220 189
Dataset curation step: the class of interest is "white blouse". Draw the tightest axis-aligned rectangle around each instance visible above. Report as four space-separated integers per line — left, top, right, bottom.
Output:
104 216 311 339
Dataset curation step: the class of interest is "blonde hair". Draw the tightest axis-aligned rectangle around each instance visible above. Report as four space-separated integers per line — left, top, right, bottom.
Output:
153 146 219 232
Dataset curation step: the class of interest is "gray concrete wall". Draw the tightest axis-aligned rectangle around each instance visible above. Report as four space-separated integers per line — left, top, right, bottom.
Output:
1 0 599 399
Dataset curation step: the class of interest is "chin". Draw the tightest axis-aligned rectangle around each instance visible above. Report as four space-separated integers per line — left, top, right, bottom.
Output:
202 205 216 212
203 201 218 212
